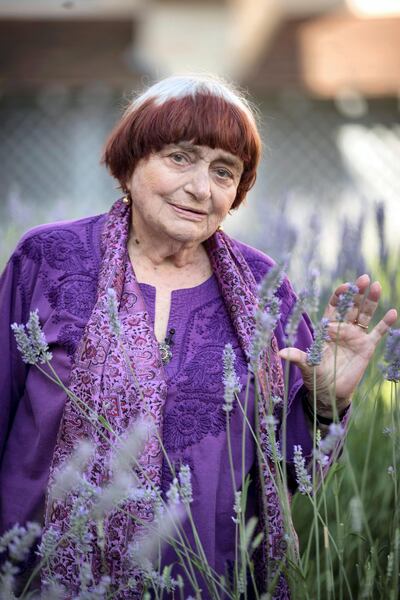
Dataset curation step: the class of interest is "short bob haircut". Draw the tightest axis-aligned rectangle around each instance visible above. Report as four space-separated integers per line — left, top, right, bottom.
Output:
102 74 262 210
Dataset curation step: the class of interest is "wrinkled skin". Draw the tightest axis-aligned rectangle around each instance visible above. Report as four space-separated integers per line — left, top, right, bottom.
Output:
279 274 398 415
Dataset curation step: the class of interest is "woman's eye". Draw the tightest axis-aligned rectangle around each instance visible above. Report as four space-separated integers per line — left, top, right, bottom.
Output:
216 168 233 180
170 153 187 164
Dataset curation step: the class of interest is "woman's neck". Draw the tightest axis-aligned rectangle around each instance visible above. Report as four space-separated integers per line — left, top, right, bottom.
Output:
128 213 208 270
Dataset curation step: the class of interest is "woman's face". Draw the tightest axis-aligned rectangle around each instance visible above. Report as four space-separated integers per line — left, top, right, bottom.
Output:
126 142 244 245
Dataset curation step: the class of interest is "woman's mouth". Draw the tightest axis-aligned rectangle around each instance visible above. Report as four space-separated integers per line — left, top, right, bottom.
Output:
169 203 207 222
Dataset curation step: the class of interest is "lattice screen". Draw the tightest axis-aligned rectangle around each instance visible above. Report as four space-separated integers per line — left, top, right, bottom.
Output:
1 88 399 275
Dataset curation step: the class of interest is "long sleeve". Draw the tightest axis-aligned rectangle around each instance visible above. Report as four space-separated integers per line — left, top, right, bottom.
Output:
0 251 32 461
0 214 105 533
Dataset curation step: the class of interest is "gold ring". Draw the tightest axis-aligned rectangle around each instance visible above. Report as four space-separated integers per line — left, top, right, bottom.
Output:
354 320 368 330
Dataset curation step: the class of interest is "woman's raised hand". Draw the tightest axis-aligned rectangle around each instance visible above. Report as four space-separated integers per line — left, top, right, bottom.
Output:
279 274 398 414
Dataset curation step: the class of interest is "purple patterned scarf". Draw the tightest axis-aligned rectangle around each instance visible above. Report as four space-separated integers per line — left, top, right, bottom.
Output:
43 199 293 598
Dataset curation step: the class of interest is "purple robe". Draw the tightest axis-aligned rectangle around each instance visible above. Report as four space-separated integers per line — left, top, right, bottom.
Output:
0 211 314 595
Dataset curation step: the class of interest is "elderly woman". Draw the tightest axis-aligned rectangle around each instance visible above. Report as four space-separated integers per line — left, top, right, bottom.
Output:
0 75 396 599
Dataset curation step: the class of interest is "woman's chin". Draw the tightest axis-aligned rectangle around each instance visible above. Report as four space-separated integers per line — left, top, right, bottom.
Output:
162 220 209 244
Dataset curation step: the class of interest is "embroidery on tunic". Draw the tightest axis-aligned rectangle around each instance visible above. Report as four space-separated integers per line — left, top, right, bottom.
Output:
162 296 248 453
17 219 103 358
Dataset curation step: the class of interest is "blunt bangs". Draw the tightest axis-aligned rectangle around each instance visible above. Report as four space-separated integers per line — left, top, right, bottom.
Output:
103 91 262 209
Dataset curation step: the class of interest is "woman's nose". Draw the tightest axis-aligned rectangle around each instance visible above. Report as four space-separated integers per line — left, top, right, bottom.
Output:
184 164 211 202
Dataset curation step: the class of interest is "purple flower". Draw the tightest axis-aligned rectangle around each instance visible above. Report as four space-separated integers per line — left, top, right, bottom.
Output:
250 296 282 371
375 201 388 267
263 415 282 462
336 283 358 322
305 268 320 315
271 395 282 406
11 310 53 365
178 464 193 504
306 318 330 366
382 328 400 383
257 264 285 307
319 423 345 455
0 560 19 597
37 527 60 562
222 344 242 412
334 216 366 281
232 491 242 524
285 290 307 345
166 478 180 506
0 522 42 562
293 445 312 495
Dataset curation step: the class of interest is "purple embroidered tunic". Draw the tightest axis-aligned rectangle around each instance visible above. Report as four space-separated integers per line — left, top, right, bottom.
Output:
138 271 311 593
0 211 313 594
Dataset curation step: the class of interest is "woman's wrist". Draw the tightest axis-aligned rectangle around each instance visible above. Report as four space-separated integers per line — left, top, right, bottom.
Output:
303 390 351 426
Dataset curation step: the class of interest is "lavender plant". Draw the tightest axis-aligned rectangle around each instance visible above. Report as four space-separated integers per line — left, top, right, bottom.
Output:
5 201 400 600
306 318 330 366
249 265 285 371
293 445 313 495
11 310 52 365
336 283 359 322
222 343 242 413
382 328 400 383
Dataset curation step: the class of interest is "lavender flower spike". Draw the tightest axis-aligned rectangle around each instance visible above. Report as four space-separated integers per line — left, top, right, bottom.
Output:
0 522 42 562
285 290 307 345
37 526 60 562
250 296 282 371
232 490 242 524
319 423 345 455
382 328 400 383
166 477 180 506
293 445 312 495
50 440 94 500
306 317 330 366
107 287 121 336
11 310 52 365
257 262 286 309
178 464 193 504
305 268 320 315
222 343 242 412
336 282 358 322
264 415 282 462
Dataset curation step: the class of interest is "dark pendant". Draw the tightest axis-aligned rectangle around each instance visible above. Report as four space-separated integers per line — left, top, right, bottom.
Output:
159 341 173 365
158 327 175 365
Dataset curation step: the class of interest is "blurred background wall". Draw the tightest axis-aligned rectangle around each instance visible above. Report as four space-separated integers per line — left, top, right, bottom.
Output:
1 0 399 281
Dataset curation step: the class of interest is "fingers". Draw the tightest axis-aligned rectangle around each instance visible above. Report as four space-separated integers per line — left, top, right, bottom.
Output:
356 281 382 328
324 274 368 320
278 348 313 389
279 347 307 366
369 308 398 345
324 275 384 327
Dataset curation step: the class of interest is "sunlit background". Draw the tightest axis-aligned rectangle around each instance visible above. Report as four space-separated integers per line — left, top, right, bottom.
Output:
1 0 400 283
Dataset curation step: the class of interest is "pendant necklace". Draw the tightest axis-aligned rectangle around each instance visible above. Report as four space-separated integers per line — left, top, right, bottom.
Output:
159 328 175 365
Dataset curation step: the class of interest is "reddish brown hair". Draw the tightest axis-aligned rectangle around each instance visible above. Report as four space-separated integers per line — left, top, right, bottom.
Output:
102 93 262 209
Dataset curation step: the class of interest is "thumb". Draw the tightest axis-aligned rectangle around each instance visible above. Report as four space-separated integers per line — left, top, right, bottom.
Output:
278 347 308 368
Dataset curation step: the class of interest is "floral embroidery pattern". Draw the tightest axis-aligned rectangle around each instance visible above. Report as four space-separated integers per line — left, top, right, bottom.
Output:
163 304 247 453
21 229 89 271
164 399 226 453
46 274 98 322
58 324 85 358
18 221 103 358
